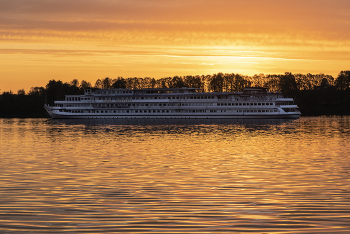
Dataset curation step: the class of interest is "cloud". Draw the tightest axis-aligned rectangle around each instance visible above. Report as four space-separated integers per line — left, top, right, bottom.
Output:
1 0 350 92
1 0 349 36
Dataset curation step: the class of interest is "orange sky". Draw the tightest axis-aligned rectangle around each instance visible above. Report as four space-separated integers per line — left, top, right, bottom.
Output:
1 0 350 92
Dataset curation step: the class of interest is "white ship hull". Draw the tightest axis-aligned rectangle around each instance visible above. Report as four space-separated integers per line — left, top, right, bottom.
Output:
45 107 300 119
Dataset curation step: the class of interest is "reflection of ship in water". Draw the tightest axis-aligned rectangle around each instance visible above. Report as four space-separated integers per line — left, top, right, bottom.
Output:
48 117 297 127
45 87 301 119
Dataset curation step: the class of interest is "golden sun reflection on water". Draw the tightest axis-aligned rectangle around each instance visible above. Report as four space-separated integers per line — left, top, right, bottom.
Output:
0 117 350 233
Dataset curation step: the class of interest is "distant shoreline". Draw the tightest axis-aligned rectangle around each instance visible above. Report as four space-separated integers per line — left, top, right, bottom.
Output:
1 72 349 119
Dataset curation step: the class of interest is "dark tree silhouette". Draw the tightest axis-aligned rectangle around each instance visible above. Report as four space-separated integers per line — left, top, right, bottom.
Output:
279 72 298 98
80 80 92 90
112 78 127 89
1 70 350 117
209 73 224 92
335 71 350 91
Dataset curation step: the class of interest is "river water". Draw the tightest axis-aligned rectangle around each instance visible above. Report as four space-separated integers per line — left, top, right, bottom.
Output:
0 117 350 233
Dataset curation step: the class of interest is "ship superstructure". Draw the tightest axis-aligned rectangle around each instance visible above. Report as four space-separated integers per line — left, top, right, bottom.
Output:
44 87 301 119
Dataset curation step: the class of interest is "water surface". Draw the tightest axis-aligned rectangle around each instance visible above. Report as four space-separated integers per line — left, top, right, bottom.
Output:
1 117 350 233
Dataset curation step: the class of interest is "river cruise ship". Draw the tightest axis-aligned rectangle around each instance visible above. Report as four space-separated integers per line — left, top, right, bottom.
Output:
44 87 301 119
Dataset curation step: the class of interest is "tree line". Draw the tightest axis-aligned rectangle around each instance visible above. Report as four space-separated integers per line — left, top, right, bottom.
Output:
1 71 349 117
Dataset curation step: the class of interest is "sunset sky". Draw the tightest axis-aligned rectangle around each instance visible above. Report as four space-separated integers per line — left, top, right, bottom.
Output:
1 0 350 92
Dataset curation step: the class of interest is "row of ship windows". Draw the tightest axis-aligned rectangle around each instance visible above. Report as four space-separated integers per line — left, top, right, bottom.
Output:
68 97 291 103
71 96 217 101
61 109 279 113
218 102 273 106
59 102 274 107
94 91 133 94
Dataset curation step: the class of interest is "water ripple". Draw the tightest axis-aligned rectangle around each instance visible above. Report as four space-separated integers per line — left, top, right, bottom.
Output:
0 117 350 233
